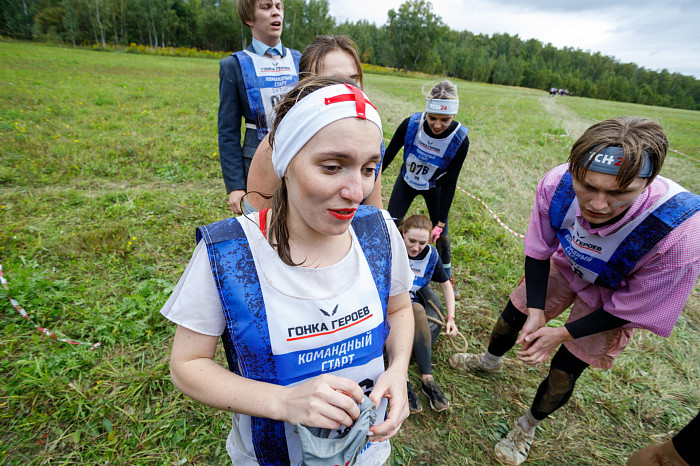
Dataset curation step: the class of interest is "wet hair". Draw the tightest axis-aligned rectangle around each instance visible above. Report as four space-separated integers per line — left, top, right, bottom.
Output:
399 215 432 236
267 76 358 266
427 80 458 100
568 116 668 188
237 0 282 27
299 35 363 88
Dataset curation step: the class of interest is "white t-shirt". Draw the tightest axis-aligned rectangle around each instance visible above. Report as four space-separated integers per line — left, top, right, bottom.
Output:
161 209 414 465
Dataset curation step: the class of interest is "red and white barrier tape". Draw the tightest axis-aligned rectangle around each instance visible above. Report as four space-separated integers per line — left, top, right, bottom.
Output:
0 264 101 350
668 148 699 163
456 187 525 239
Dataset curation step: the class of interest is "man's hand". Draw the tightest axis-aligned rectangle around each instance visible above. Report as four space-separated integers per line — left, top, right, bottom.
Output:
228 190 246 215
516 307 546 351
517 326 573 366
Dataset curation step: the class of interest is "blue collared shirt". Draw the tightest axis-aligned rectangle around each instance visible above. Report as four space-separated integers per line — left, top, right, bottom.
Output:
251 37 284 57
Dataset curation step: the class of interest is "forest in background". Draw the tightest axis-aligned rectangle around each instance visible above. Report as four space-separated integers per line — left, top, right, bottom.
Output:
2 0 699 111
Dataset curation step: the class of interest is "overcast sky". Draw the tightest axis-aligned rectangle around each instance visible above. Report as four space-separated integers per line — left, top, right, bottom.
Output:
327 0 700 78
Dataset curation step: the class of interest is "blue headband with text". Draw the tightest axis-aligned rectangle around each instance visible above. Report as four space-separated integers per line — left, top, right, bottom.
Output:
585 146 653 178
425 98 459 115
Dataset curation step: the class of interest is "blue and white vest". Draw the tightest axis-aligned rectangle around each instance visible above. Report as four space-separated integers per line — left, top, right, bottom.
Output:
196 206 392 465
401 112 469 190
234 48 301 140
408 245 439 301
549 171 700 289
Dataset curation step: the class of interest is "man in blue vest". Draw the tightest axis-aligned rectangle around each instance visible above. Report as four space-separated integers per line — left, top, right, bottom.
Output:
218 0 301 214
450 116 700 465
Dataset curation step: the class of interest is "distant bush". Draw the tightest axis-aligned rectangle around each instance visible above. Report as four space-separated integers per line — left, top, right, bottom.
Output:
124 43 228 60
361 63 432 79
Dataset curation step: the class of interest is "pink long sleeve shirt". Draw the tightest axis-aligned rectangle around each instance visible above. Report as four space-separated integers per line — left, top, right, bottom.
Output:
524 164 700 337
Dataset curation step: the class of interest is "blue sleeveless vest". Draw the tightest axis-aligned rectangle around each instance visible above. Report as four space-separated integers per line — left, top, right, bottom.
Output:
195 205 392 465
409 245 439 301
234 48 301 140
549 171 700 289
401 112 469 190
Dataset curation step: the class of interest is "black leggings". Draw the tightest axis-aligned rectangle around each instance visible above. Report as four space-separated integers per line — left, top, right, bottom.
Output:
488 300 590 420
411 286 443 375
387 176 451 276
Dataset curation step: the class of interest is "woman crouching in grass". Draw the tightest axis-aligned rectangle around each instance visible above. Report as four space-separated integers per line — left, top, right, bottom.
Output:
399 214 457 414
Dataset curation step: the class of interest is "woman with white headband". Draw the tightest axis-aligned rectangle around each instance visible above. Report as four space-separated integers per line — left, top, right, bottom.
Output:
381 80 469 412
161 76 414 465
382 80 470 302
244 34 385 214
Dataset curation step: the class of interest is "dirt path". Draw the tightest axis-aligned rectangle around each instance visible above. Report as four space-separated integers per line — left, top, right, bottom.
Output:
540 95 594 140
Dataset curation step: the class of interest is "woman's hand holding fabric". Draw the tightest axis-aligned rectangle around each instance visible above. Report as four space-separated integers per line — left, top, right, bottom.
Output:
281 374 364 430
367 365 409 441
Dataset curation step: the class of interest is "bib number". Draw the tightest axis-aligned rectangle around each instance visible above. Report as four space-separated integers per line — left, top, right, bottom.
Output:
403 153 438 190
261 85 294 129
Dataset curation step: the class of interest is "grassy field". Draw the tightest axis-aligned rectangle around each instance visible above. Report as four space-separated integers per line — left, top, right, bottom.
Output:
1 41 698 465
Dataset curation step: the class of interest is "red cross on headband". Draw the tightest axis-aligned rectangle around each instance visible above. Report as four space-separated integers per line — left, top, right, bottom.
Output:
324 84 377 120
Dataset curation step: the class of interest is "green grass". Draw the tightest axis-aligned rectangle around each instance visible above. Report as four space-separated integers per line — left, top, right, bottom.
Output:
1 41 699 465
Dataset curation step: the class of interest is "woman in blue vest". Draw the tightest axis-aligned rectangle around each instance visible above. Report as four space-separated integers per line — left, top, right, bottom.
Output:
399 215 457 414
382 80 470 300
161 76 414 465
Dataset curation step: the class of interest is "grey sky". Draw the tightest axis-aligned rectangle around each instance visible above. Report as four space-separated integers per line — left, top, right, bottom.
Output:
327 0 700 78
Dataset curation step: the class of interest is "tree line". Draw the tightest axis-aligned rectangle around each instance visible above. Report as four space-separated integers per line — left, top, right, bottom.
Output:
2 0 698 110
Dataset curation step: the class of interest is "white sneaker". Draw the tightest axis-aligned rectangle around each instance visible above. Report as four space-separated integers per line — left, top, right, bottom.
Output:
494 422 535 465
449 353 503 373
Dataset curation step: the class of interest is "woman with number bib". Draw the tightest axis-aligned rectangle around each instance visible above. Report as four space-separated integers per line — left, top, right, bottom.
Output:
382 80 470 300
160 76 413 465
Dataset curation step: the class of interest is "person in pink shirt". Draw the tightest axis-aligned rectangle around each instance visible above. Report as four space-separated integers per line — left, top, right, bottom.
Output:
450 116 700 465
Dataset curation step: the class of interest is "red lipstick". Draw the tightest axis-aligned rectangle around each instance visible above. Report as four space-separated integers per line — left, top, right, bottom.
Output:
329 208 356 220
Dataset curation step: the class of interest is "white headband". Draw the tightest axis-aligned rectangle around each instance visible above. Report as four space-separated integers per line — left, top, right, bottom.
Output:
425 98 459 115
271 83 382 178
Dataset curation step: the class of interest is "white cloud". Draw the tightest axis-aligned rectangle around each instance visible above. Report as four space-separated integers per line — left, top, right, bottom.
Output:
326 0 700 77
